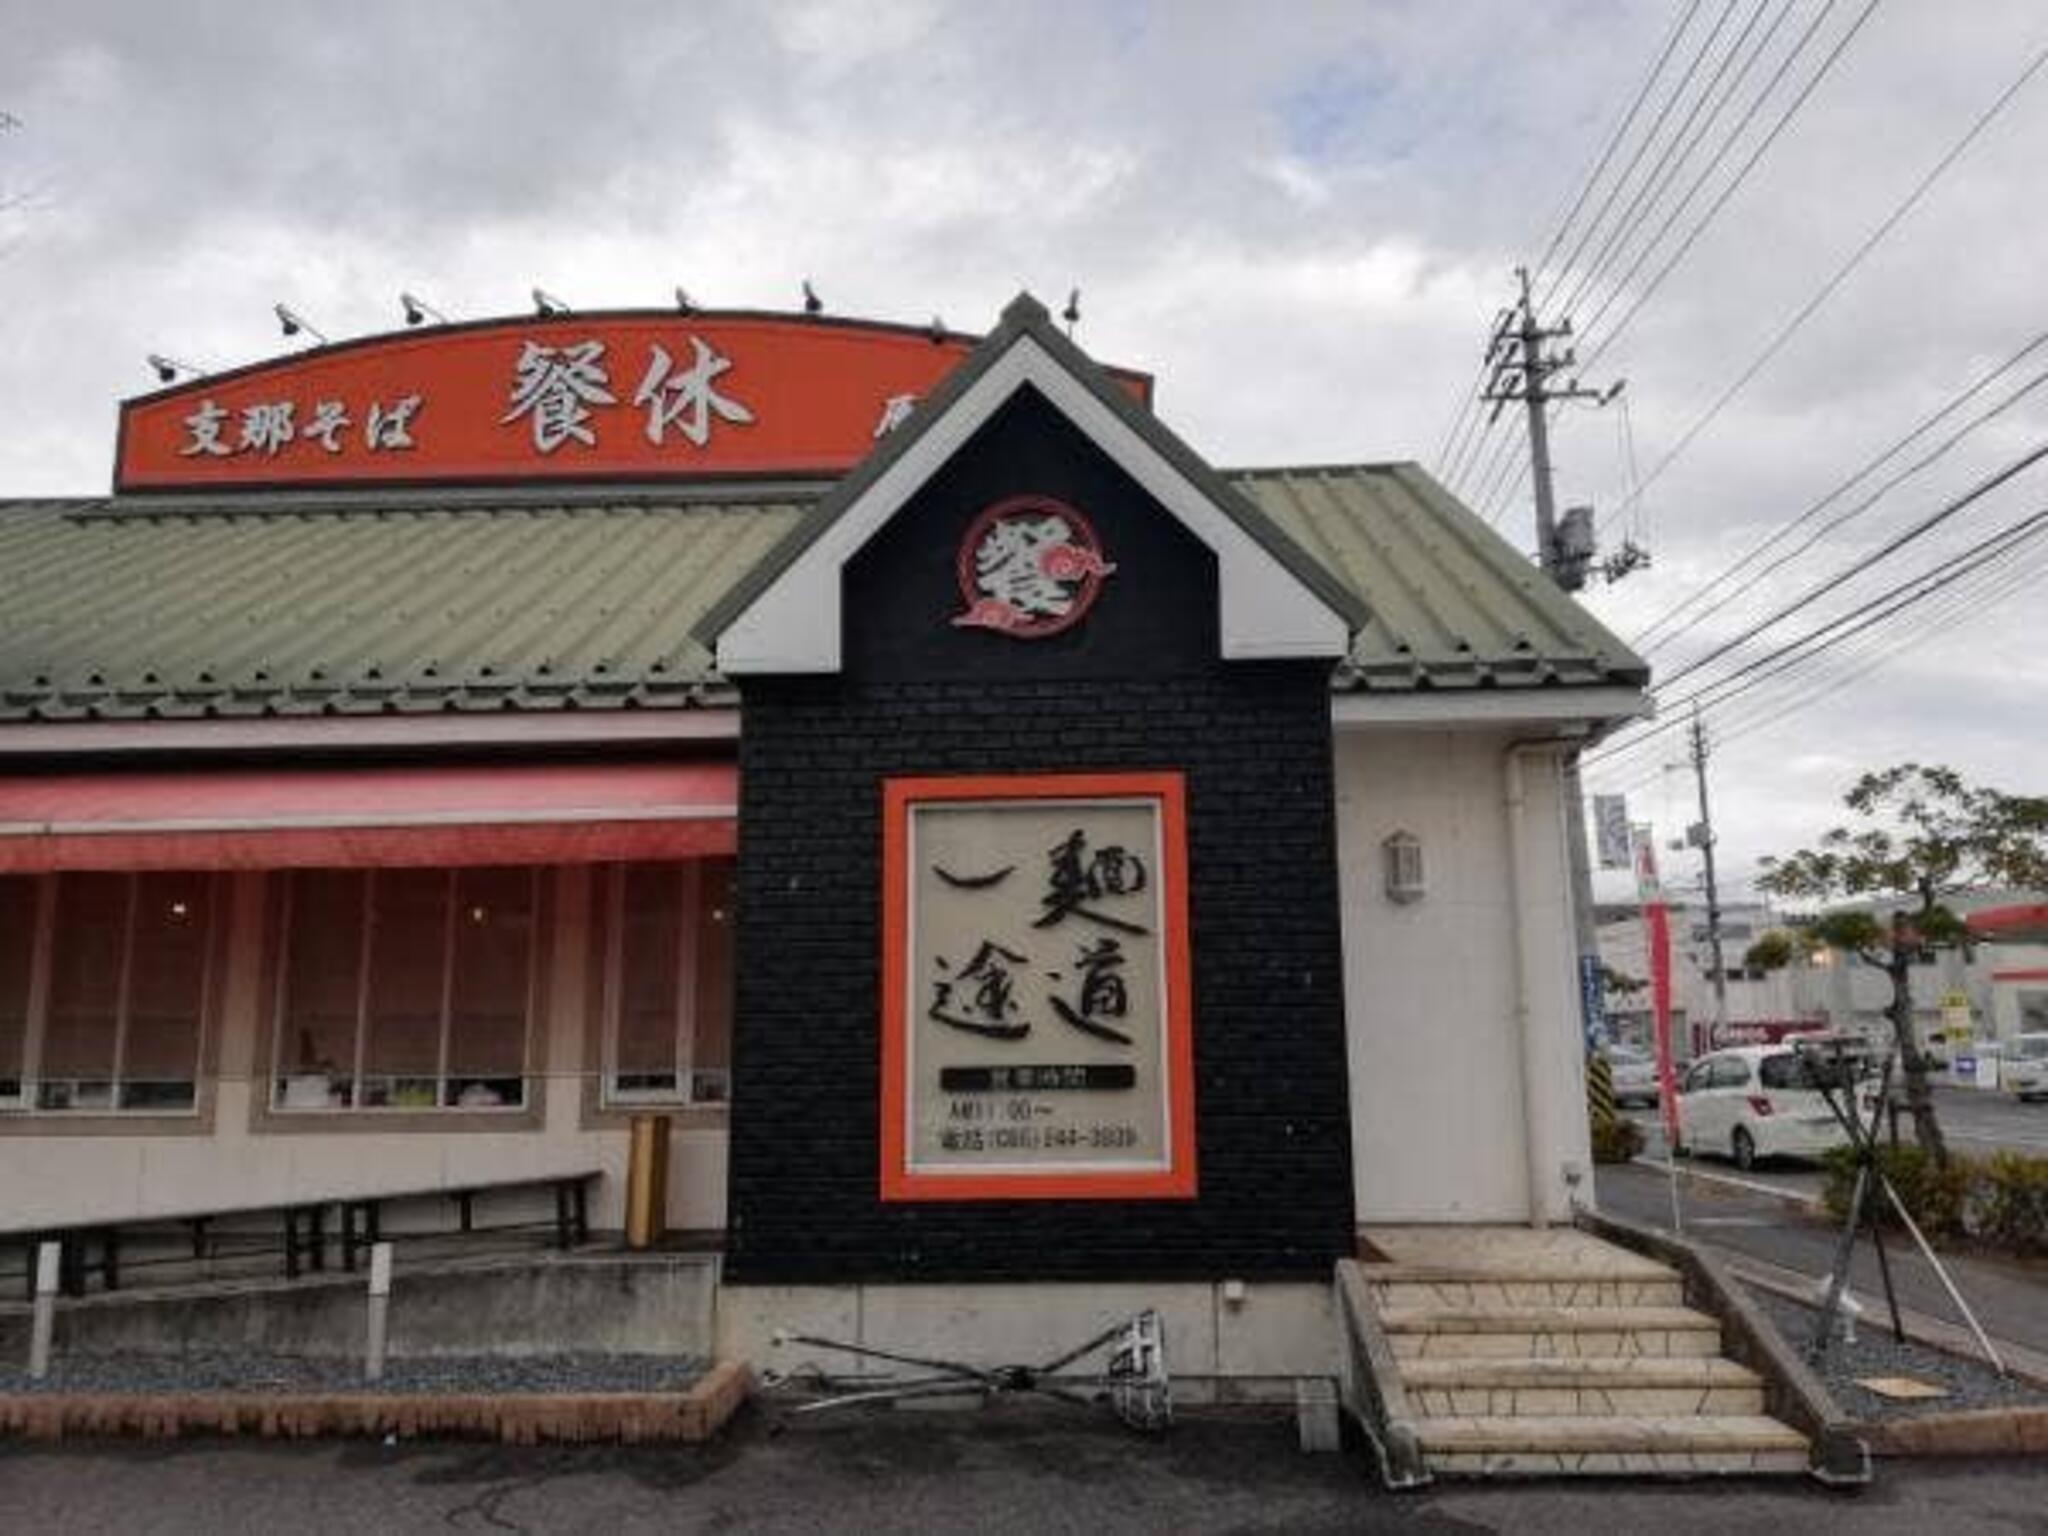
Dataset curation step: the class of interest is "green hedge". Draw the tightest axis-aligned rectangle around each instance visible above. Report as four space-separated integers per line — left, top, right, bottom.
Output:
1821 1144 2048 1256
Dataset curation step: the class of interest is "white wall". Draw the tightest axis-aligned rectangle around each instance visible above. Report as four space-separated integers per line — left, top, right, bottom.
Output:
1334 728 1590 1225
0 868 727 1236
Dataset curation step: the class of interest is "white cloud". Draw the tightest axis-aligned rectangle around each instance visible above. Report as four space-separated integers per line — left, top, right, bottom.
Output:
2 0 2046 865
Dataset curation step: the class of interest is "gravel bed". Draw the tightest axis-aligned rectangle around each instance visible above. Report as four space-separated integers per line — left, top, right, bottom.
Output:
1744 1284 2048 1420
0 1351 706 1397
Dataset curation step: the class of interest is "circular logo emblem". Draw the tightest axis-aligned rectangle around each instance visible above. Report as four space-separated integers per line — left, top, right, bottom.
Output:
951 494 1117 639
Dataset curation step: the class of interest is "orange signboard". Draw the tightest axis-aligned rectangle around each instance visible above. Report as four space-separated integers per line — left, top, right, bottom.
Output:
116 312 1153 492
880 772 1198 1202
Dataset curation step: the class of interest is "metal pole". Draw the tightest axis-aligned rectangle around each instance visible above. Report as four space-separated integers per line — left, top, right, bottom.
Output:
28 1240 59 1381
1690 706 1729 1043
1518 269 1561 574
1880 1180 2007 1377
365 1240 393 1383
1500 268 1603 1055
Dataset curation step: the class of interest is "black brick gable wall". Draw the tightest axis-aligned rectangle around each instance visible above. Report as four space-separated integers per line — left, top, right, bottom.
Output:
723 388 1354 1282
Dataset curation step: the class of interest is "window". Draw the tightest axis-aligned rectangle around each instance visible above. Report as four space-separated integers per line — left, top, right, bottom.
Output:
0 872 215 1114
602 860 733 1106
272 867 539 1112
1711 1056 1753 1090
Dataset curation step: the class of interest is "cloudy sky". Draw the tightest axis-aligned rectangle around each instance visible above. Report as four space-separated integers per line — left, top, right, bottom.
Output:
4 1 2045 903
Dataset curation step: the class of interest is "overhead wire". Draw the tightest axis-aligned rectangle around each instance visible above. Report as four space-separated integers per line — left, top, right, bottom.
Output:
1529 0 1712 292
1538 0 1746 316
1550 0 1792 325
1588 522 2048 797
1586 492 2048 772
1633 340 2048 653
1573 0 1858 350
1595 34 2048 538
1654 437 2048 690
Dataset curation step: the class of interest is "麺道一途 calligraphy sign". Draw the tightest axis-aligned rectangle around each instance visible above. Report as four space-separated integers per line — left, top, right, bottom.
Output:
880 773 1197 1201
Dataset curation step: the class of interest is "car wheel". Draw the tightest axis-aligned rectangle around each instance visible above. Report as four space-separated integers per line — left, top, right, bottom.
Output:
1732 1127 1757 1172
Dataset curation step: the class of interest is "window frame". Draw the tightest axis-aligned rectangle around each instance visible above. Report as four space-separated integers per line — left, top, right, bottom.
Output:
267 866 543 1116
598 860 733 1110
0 871 218 1118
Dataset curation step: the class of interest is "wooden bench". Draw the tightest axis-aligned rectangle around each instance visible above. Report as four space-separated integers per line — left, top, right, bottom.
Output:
8 1169 601 1299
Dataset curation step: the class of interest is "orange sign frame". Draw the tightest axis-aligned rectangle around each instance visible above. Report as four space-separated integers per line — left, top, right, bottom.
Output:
879 771 1198 1202
115 311 1152 493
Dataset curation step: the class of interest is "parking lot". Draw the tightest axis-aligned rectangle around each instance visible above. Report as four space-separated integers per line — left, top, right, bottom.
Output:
1622 1080 2048 1205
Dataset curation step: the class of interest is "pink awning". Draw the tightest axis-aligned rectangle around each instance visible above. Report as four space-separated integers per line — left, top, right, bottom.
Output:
0 761 737 871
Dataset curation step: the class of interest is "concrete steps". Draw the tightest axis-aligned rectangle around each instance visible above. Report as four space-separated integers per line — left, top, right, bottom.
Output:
1379 1304 1723 1360
1415 1413 1811 1476
1399 1356 1767 1418
1357 1226 1811 1480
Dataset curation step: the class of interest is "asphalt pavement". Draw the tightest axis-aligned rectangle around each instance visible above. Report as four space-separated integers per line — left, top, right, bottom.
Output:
7 1409 2048 1535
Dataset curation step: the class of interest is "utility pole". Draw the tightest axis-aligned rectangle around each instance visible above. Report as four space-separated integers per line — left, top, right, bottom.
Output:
1686 704 1729 1044
1482 267 1616 1049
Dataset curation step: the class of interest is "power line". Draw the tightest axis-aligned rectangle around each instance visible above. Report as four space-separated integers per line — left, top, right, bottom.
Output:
1632 331 2048 651
1540 0 1745 316
1551 0 1792 325
1656 438 2048 690
1579 0 1882 378
1530 0 1712 291
1589 495 2048 770
1597 495 2048 769
1573 0 1859 350
1597 35 2048 537
1593 523 2048 795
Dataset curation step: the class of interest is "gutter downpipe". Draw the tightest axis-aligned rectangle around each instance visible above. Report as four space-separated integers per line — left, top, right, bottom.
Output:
1504 731 1588 1230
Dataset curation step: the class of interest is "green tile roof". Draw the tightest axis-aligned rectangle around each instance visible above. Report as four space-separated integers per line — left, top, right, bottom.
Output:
0 468 1644 722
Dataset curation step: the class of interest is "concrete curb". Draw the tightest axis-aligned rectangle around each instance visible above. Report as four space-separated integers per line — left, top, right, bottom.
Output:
0 1358 752 1445
1632 1158 1824 1211
1860 1406 2048 1457
1723 1254 2048 1389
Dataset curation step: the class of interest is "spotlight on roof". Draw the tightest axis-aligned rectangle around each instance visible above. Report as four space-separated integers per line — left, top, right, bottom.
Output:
400 291 447 327
927 315 947 344
674 286 696 315
273 303 328 345
532 287 570 316
802 279 822 316
146 353 201 384
1062 287 1081 334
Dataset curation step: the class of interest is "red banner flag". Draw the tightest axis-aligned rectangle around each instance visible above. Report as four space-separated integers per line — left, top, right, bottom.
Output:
1646 900 1680 1147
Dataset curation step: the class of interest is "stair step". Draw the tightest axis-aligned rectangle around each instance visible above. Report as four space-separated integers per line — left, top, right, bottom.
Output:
1361 1257 1680 1285
1400 1357 1765 1418
1371 1276 1685 1309
1380 1305 1721 1361
1417 1414 1810 1476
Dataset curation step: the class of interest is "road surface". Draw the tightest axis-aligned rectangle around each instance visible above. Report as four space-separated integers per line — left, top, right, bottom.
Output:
6 1412 2048 1535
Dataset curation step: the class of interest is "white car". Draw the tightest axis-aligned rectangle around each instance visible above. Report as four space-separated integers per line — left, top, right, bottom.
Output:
2002 1032 2048 1101
1603 1045 1662 1109
1674 1045 1871 1171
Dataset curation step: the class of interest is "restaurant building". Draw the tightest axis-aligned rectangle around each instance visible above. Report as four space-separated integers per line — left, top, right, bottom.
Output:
0 293 1647 1367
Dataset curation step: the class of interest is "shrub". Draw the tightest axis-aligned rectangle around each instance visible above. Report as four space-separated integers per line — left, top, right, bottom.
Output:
1590 1114 1645 1165
1819 1143 1973 1242
1978 1152 2048 1257
1820 1145 2048 1255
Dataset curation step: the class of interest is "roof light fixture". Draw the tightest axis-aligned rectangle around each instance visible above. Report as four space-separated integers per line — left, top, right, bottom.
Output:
400 291 447 327
145 353 202 384
273 304 328 345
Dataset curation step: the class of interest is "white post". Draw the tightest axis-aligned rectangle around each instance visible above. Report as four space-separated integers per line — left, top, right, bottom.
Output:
28 1241 59 1381
365 1241 393 1384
